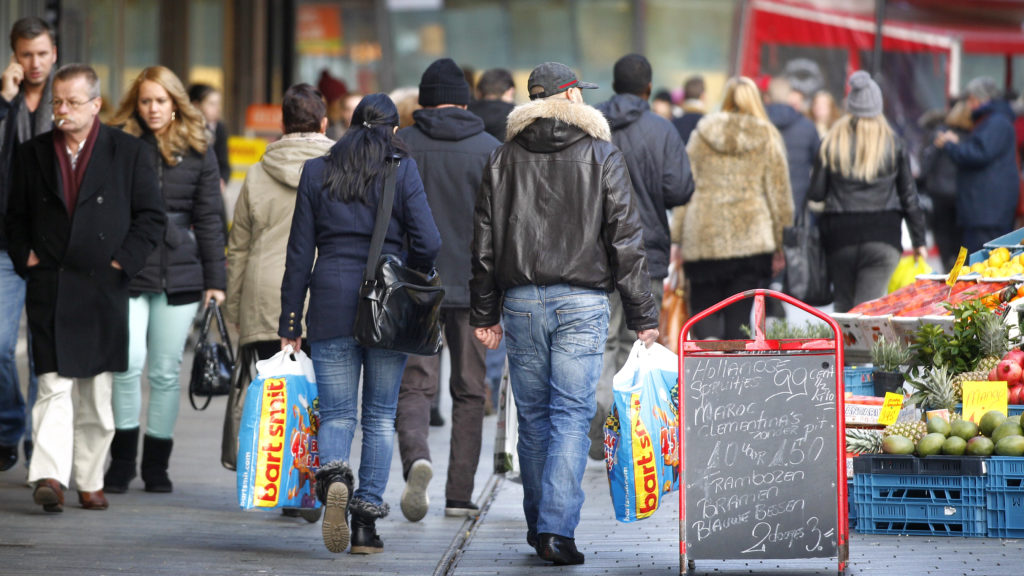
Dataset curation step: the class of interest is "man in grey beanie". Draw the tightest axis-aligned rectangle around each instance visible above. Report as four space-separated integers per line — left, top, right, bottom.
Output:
936 76 1019 252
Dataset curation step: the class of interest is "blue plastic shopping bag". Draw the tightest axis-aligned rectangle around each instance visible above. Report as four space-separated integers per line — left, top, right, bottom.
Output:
604 341 680 522
237 347 321 511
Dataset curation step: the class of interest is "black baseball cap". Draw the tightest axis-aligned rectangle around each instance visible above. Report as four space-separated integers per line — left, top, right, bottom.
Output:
527 62 598 101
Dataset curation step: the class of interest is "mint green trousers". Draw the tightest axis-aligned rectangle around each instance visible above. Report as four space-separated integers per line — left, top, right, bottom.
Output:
112 293 199 438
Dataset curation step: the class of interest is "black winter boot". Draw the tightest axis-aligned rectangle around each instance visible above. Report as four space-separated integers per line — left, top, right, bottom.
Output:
315 461 355 553
349 499 388 554
104 427 139 493
141 435 174 493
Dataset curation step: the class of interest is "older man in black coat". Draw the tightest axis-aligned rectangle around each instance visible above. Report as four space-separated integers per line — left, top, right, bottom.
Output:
5 64 164 513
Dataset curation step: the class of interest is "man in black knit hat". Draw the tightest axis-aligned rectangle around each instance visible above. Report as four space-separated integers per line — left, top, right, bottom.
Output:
394 57 501 522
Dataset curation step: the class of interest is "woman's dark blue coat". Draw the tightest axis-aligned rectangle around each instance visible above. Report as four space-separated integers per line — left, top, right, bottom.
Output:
279 154 441 342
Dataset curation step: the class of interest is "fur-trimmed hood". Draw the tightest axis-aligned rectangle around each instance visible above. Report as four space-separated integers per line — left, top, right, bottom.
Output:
505 98 611 153
693 111 778 155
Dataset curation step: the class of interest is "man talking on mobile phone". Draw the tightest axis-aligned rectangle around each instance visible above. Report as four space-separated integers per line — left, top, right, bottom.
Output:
0 16 58 472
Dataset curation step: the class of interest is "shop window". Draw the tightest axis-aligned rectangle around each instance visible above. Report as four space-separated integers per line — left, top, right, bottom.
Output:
188 0 224 90
295 0 380 96
644 0 736 108
961 53 1005 92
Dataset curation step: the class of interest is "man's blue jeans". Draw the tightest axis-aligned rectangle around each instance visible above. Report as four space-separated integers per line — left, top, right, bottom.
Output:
502 284 609 539
311 336 407 506
0 250 37 449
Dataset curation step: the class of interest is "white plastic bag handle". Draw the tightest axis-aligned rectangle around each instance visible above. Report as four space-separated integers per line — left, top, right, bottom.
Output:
256 345 316 383
612 340 678 392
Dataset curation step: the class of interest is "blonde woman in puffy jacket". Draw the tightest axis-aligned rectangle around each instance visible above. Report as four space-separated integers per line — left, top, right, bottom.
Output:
674 76 793 339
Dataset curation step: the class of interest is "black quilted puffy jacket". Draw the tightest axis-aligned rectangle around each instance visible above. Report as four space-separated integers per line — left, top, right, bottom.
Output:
129 132 226 297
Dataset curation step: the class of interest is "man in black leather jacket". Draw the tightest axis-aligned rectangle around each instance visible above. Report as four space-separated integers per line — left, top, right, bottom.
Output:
470 62 659 566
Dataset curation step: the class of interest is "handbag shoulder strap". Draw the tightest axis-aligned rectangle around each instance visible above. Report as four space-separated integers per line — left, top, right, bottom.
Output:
362 157 401 284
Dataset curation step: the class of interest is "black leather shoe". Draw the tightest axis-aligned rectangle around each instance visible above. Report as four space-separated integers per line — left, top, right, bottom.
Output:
538 533 584 565
0 444 17 471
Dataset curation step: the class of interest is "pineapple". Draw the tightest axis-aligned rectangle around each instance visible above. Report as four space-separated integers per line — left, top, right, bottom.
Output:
975 313 1009 375
951 370 987 403
883 419 928 443
906 365 959 412
846 428 883 454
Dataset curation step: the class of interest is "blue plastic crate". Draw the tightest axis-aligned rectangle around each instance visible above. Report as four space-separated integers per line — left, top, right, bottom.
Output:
983 227 1024 250
988 456 1024 490
856 514 987 537
847 479 855 530
985 488 1024 538
843 366 873 396
853 474 986 507
955 404 1024 418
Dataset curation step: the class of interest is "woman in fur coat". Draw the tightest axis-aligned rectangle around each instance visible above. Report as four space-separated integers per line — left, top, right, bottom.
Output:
675 76 793 339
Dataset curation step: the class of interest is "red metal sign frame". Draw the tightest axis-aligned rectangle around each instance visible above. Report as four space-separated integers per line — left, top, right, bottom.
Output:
677 289 848 575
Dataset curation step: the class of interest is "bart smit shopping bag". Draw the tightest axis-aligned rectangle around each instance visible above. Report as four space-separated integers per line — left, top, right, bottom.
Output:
604 341 680 523
237 346 321 511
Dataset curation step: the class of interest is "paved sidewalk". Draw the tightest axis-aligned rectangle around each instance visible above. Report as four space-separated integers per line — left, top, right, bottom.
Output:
453 463 1022 576
2 333 1023 575
0 346 491 576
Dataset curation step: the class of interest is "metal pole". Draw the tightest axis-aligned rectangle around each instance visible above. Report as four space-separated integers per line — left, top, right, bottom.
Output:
873 0 885 77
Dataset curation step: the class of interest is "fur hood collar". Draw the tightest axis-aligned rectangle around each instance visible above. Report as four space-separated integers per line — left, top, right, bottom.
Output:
505 98 611 143
694 111 777 155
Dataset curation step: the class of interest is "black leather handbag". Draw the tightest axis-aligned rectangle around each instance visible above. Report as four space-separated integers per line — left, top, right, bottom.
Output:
782 200 833 306
353 158 445 356
189 300 235 410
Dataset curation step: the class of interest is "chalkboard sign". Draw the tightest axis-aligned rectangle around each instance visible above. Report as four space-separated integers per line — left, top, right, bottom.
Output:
682 353 840 562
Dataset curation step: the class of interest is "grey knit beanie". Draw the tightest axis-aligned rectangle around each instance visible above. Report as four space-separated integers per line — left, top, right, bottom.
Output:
846 71 883 118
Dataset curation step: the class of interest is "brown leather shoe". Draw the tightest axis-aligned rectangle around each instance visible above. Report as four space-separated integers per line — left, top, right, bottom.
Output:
78 490 108 510
33 478 64 513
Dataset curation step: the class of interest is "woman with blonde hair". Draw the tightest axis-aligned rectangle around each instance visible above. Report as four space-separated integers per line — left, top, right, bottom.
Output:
104 66 225 493
673 76 793 339
808 71 927 312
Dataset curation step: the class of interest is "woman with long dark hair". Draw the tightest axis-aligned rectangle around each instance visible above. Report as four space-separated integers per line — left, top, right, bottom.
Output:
279 93 440 555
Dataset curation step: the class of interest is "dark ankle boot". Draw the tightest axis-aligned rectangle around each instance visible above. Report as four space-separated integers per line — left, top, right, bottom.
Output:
140 435 174 493
104 427 139 493
315 462 355 553
349 499 388 554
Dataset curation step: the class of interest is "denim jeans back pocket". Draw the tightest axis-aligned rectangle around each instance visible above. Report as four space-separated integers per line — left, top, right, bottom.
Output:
553 303 608 355
501 308 536 356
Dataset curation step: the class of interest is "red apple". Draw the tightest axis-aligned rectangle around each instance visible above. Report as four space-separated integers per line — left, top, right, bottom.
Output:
991 366 1000 381
1005 349 1024 368
997 359 1024 388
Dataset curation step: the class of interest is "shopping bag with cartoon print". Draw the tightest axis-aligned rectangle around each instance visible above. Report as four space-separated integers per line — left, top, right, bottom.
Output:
237 346 321 511
604 341 680 523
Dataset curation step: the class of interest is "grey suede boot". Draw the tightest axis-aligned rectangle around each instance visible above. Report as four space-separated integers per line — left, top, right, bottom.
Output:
315 461 355 553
